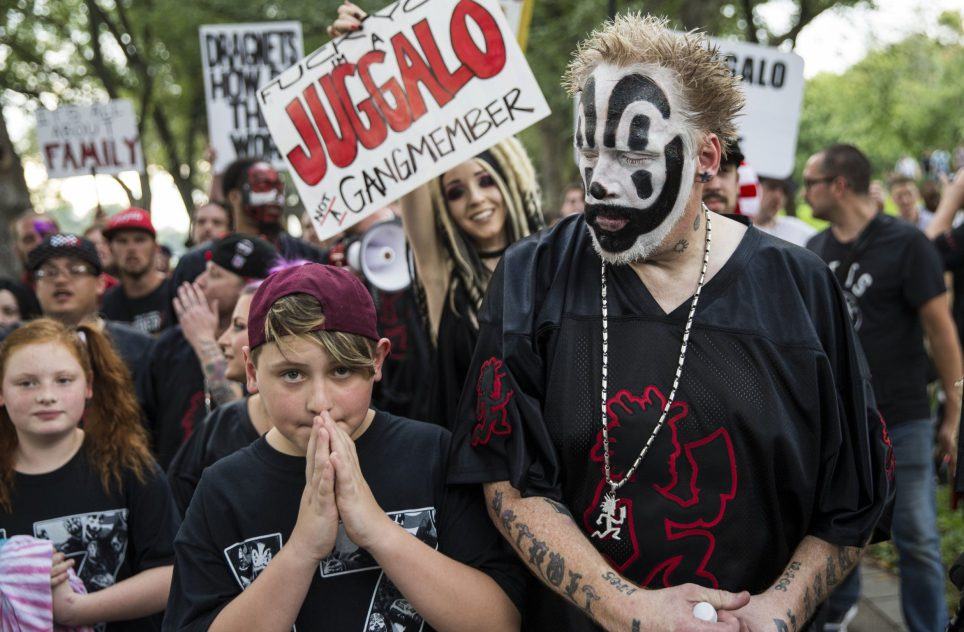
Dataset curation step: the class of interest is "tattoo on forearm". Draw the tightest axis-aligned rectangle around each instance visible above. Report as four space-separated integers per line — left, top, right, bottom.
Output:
825 554 838 589
803 586 813 618
673 239 688 252
546 552 565 586
515 523 533 548
500 509 517 532
812 573 824 602
602 571 637 595
774 560 801 592
631 620 641 632
528 538 548 568
774 618 789 632
490 491 604 617
581 584 601 613
694 213 701 231
544 498 573 518
492 490 503 514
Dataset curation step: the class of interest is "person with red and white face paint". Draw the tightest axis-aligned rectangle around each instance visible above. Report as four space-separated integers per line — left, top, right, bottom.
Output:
446 14 893 632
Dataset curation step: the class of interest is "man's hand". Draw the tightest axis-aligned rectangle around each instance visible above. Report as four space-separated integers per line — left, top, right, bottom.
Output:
938 412 959 473
324 413 394 551
173 281 219 351
729 592 799 632
50 551 74 588
636 584 749 632
288 417 340 563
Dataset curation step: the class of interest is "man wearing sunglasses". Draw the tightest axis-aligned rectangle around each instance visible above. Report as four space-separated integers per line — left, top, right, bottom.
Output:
27 233 153 402
806 144 960 632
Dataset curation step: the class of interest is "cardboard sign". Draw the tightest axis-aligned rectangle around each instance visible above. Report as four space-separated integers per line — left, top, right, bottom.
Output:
258 0 550 240
200 22 304 172
36 100 144 179
711 38 804 179
498 0 535 51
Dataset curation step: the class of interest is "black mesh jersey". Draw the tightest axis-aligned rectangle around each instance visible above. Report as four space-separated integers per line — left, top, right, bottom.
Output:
448 215 894 630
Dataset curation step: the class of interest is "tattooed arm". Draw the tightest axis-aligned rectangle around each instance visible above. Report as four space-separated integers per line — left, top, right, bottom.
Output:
731 536 861 631
484 481 750 632
173 281 242 405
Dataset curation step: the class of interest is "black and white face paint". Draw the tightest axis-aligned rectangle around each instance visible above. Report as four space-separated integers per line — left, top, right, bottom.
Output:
576 63 697 264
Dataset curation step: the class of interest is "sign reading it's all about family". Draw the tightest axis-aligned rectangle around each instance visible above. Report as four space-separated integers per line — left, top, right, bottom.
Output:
258 0 550 240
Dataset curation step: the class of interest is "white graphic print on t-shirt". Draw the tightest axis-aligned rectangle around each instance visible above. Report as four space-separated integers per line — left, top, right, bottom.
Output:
34 509 129 632
223 507 437 632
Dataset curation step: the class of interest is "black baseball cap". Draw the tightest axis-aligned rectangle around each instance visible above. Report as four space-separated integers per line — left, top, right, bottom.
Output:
27 234 102 275
207 234 278 280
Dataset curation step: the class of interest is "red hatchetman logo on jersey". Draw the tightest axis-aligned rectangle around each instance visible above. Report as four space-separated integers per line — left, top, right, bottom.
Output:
471 357 514 447
584 385 738 588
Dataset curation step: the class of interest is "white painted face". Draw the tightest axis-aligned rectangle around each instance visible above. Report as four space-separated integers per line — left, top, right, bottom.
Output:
575 63 697 264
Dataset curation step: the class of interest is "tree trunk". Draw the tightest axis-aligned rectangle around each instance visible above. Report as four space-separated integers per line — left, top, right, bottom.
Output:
0 107 32 278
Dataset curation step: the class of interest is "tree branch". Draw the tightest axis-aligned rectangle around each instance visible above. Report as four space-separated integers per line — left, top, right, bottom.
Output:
741 0 760 43
112 174 134 205
771 0 824 48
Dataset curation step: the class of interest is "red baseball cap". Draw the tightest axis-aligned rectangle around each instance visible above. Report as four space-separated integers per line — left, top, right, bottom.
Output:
247 263 379 350
103 207 156 240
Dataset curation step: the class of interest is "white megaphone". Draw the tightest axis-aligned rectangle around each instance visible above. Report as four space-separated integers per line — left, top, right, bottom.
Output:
346 218 412 293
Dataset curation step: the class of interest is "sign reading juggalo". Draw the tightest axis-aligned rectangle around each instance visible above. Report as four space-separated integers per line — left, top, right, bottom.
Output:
258 0 550 241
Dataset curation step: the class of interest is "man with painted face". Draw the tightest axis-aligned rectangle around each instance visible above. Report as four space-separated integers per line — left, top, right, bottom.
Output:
447 15 893 632
170 158 326 290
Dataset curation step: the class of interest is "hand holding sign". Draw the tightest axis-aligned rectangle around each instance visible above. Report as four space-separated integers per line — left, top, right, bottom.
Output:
327 1 366 38
258 0 550 241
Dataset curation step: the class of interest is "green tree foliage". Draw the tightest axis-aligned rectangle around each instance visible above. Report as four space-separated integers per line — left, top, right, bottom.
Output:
2 0 869 227
796 15 964 175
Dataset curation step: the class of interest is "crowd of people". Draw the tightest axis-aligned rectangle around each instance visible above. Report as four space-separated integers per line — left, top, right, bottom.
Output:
1 5 963 632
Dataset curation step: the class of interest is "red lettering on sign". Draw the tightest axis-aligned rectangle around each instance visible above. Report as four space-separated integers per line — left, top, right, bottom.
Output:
357 50 414 133
412 20 473 95
392 31 454 120
285 98 327 185
314 70 359 168
450 0 506 79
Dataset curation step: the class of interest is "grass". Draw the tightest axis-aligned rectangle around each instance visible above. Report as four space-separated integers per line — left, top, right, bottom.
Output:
865 483 964 613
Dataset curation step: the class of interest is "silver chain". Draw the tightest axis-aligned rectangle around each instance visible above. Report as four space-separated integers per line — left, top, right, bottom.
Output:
600 207 712 494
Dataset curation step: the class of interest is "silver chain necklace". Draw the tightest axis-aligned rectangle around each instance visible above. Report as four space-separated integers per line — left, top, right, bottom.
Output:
592 207 712 541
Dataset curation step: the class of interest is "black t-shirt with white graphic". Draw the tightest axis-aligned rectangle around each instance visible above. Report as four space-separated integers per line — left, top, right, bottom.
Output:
139 325 207 470
807 214 946 425
101 278 174 335
0 442 180 632
448 215 893 631
163 411 526 632
167 397 260 516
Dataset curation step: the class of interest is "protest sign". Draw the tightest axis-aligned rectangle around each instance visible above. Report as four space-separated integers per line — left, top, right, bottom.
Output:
498 0 535 51
200 21 304 172
258 0 551 240
711 38 804 179
36 100 144 179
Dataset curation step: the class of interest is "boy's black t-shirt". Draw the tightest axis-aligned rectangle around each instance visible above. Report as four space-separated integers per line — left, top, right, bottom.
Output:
807 214 946 425
101 278 174 335
167 397 260 516
140 325 207 469
448 216 893 631
0 443 180 632
163 411 526 632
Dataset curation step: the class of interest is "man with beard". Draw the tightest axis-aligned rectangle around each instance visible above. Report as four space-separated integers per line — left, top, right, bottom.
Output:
700 142 741 215
101 208 174 335
447 15 893 631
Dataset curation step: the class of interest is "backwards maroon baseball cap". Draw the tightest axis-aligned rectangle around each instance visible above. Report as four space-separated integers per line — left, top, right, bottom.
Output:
103 207 156 240
247 263 379 350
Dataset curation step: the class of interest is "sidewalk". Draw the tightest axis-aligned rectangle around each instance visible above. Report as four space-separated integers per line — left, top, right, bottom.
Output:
849 562 907 632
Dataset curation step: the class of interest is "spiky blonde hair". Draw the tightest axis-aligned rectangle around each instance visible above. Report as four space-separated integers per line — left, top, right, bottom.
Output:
564 13 745 150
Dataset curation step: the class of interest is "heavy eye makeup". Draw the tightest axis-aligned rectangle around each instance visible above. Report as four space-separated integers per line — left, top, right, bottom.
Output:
443 171 496 202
